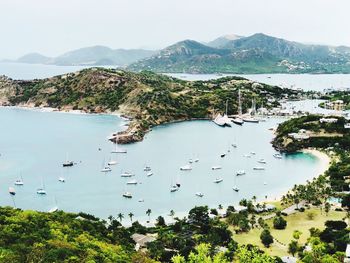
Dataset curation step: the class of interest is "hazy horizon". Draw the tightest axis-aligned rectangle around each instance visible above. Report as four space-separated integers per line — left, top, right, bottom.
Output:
1 0 349 59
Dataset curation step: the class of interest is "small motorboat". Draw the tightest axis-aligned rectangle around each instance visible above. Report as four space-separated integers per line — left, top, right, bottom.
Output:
108 160 117 165
243 154 251 158
189 159 193 163
138 198 144 202
264 182 267 185
63 161 74 167
147 172 153 177
211 166 222 170
232 143 237 148
36 188 47 195
121 171 134 177
220 153 226 158
127 179 138 185
101 166 112 172
144 166 151 171
122 192 132 198
213 178 223 183
250 151 256 155
180 164 192 171
236 170 246 176
9 187 16 196
58 177 65 182
194 158 199 162
258 159 266 164
232 186 239 192
195 192 204 197
253 166 265 170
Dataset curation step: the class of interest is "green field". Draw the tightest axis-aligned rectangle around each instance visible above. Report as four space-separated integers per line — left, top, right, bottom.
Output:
232 208 346 257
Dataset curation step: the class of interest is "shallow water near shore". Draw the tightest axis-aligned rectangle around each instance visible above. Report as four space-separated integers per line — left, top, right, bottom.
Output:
0 107 325 222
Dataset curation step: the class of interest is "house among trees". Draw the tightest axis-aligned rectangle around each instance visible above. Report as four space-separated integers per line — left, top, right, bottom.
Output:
324 100 344 111
131 233 156 251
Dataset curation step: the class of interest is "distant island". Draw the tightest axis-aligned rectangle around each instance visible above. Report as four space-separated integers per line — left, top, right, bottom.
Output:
3 46 156 66
129 33 350 74
3 33 350 74
0 68 299 143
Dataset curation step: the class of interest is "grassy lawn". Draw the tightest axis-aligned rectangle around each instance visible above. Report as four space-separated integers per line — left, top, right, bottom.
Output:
232 208 346 257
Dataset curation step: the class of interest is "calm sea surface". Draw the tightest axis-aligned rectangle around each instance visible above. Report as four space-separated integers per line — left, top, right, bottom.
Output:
0 108 325 222
0 63 340 222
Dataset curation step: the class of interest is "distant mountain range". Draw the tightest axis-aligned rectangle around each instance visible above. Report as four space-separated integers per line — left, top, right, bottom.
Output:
11 46 156 66
128 33 350 74
6 34 350 73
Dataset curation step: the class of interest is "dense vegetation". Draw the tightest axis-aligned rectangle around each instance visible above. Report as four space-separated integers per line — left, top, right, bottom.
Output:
0 68 296 143
129 34 350 74
320 91 350 110
273 114 350 152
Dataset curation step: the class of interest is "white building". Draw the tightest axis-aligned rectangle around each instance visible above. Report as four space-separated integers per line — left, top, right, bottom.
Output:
320 118 338 124
345 244 350 263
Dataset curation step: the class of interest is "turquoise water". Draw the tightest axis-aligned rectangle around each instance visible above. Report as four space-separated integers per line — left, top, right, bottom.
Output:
0 107 323 222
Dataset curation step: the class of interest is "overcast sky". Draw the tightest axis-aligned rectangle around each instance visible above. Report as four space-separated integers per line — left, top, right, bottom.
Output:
1 0 349 59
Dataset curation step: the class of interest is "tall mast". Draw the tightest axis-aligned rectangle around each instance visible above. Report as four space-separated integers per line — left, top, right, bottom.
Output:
238 89 242 116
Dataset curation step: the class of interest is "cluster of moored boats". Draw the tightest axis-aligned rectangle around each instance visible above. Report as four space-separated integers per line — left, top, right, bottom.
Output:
213 91 265 127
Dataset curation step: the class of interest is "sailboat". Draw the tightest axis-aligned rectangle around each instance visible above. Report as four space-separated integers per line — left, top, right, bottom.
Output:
48 197 58 213
232 89 244 125
195 192 204 197
121 171 134 177
111 143 127 153
170 185 179 192
213 178 223 183
37 178 47 195
122 191 132 198
258 159 266 164
14 174 24 186
211 165 222 170
242 99 259 123
147 171 153 177
144 165 151 171
273 153 283 159
101 158 112 172
8 187 16 196
213 100 232 127
107 157 117 166
236 170 246 176
180 164 192 171
62 153 74 167
253 166 265 170
233 175 239 192
126 179 138 185
58 176 65 182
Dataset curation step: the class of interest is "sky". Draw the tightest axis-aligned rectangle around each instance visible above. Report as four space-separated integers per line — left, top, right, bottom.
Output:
0 0 349 59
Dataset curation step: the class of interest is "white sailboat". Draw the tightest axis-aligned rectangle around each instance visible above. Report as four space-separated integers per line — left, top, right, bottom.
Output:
58 176 65 182
121 171 134 177
253 166 265 170
170 184 179 192
14 174 24 186
127 179 138 185
236 170 246 176
242 99 259 123
48 197 58 213
232 89 244 125
211 165 222 170
213 178 223 183
180 164 192 171
111 143 127 153
258 159 266 164
37 178 47 195
147 171 153 177
144 165 151 171
123 191 132 198
195 192 204 197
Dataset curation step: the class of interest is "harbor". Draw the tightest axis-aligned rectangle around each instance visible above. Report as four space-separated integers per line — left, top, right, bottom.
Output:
0 106 327 223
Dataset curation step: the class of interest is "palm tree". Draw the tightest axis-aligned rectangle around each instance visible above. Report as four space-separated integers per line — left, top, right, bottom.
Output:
108 215 114 223
252 196 257 204
117 213 124 223
218 204 223 210
169 209 175 220
128 212 134 223
146 209 152 222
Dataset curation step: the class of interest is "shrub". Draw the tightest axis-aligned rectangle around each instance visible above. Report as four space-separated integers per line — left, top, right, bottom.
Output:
273 216 287 230
260 229 274 247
